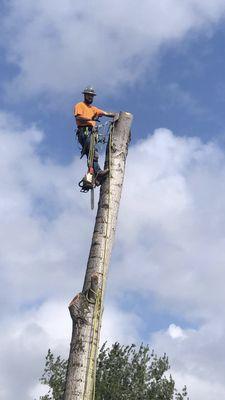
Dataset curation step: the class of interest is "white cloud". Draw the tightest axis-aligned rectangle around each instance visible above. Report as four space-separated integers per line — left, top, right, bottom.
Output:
174 373 225 400
0 111 141 399
0 111 96 316
1 112 225 398
110 129 225 399
150 320 225 399
112 129 225 321
101 303 140 346
1 0 225 98
0 298 139 400
168 324 187 340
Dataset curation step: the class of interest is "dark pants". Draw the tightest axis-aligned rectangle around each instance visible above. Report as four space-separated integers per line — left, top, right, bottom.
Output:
76 127 101 174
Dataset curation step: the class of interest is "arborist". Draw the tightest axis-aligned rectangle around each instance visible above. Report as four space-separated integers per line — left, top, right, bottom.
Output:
74 86 117 186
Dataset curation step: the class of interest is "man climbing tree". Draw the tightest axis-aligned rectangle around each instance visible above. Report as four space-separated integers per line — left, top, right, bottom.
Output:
74 86 117 188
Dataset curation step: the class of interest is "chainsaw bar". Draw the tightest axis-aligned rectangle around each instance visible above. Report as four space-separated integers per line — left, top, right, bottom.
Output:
91 188 94 210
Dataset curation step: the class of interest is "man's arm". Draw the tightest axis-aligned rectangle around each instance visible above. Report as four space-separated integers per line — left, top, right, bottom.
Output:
97 110 119 121
103 112 116 117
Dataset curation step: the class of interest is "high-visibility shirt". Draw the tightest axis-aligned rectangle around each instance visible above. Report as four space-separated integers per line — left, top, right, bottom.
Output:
74 102 105 127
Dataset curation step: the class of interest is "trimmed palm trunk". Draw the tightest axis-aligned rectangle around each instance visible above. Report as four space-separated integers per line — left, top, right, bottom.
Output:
64 112 133 400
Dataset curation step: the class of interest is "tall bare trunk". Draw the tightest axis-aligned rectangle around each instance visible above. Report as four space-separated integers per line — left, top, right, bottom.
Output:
64 112 133 400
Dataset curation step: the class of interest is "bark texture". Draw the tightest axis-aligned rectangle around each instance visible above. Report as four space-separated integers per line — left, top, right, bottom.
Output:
64 112 133 400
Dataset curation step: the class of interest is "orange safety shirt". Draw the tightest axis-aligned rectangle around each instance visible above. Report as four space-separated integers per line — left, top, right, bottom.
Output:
74 102 105 127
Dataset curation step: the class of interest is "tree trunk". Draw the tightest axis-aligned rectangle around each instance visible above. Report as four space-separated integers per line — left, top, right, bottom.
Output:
64 112 133 400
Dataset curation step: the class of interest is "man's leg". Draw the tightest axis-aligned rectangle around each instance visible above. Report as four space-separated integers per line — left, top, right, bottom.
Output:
77 129 87 155
93 147 101 174
77 128 108 182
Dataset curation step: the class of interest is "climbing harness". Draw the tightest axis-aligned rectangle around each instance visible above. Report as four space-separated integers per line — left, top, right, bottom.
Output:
78 121 113 210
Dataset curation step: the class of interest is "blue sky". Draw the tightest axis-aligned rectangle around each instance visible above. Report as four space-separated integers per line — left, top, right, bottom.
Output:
1 15 225 163
1 1 225 399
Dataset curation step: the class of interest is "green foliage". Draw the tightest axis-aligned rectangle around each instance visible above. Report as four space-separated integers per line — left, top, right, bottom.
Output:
95 343 188 400
39 349 67 400
39 344 189 400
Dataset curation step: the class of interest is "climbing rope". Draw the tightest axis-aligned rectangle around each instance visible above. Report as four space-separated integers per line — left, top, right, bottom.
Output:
87 130 96 169
83 121 114 400
92 124 113 400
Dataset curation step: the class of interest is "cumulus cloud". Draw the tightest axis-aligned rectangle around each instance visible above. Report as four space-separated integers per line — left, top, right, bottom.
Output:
1 113 225 399
150 320 225 399
168 324 187 340
0 111 96 315
0 110 94 399
113 129 225 320
0 111 141 400
1 0 225 98
0 296 137 400
110 129 225 399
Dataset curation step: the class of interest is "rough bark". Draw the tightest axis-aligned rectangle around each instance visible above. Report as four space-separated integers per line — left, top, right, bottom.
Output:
64 112 133 400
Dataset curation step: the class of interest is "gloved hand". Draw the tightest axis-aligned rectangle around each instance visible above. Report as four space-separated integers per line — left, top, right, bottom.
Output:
112 112 119 122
